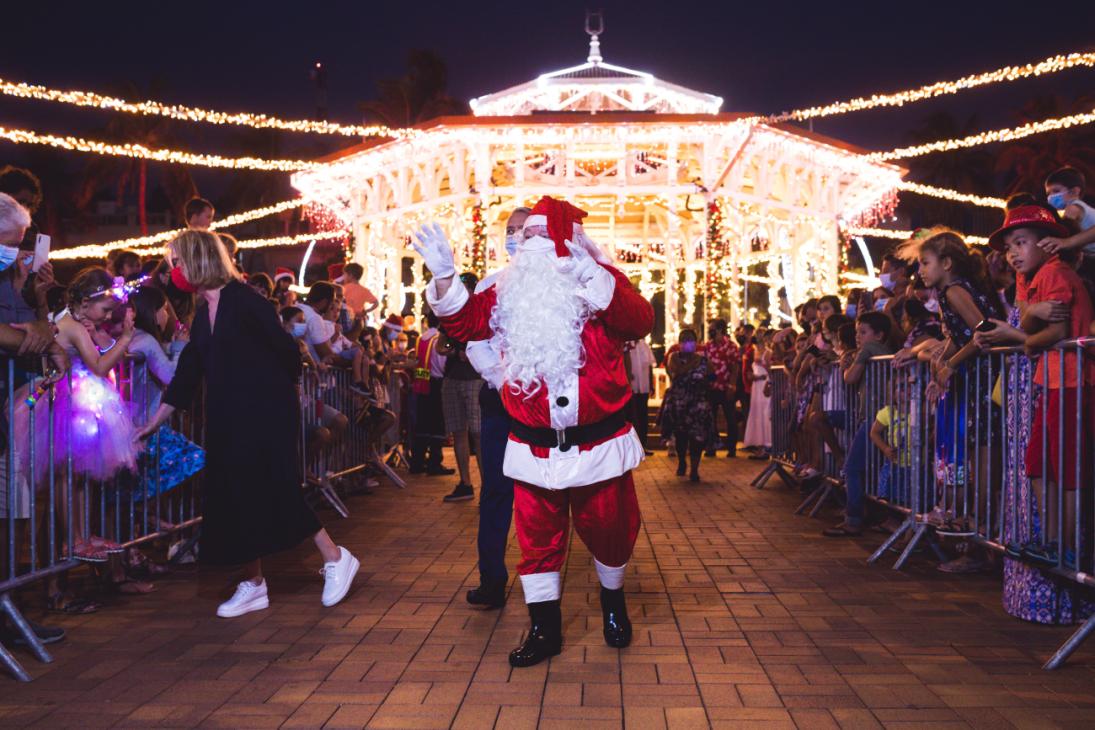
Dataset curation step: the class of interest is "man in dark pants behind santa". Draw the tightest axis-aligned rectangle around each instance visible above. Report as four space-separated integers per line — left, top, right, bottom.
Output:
415 196 654 667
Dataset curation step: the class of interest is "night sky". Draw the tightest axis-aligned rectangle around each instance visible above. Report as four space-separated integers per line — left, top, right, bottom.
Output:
2 0 1093 193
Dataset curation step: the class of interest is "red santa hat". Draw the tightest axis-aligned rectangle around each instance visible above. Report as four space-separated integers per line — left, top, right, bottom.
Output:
524 196 588 258
273 267 296 285
381 313 403 332
327 263 346 283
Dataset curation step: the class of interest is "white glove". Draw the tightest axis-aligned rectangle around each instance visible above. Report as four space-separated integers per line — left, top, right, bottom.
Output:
565 240 600 285
412 223 456 280
574 227 612 265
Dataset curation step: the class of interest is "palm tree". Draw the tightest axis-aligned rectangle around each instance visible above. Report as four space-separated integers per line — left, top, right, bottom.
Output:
77 79 195 234
359 50 469 128
901 111 997 232
995 94 1095 197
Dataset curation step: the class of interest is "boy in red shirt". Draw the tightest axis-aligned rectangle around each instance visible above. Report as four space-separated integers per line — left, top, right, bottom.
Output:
991 205 1095 564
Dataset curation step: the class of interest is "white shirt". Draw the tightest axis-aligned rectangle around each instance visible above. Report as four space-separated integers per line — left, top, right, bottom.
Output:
626 340 655 394
296 303 331 347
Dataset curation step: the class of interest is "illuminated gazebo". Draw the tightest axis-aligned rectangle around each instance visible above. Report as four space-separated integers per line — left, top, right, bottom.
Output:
293 28 904 338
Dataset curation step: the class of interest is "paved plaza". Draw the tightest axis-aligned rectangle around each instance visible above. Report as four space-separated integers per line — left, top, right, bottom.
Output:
3 454 1095 728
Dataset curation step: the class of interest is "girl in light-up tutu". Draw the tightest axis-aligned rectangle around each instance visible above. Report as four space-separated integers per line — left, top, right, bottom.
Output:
15 267 139 562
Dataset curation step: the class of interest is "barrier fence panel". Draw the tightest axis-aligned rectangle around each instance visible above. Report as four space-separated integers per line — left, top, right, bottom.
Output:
762 339 1094 669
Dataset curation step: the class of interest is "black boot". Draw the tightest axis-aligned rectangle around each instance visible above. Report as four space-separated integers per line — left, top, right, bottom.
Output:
466 579 507 609
600 587 633 648
508 600 562 667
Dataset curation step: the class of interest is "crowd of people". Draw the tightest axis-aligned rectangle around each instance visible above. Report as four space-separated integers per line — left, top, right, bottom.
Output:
0 158 1093 656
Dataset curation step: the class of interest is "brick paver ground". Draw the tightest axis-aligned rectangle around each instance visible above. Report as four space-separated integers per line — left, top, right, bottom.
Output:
2 452 1095 728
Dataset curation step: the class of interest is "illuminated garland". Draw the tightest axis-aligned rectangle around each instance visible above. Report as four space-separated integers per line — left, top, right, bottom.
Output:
870 110 1095 162
704 199 729 318
897 181 1005 208
51 227 347 261
771 51 1095 123
846 225 988 245
48 198 308 260
468 201 487 279
0 125 318 171
0 77 416 139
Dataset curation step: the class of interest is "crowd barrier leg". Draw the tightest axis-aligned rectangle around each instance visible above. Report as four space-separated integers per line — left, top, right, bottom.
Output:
1044 614 1095 670
752 461 794 489
0 593 50 681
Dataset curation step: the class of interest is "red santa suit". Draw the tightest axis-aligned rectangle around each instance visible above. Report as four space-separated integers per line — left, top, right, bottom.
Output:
426 202 654 604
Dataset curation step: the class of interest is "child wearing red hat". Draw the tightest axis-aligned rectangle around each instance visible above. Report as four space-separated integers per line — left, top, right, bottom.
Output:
991 204 1095 563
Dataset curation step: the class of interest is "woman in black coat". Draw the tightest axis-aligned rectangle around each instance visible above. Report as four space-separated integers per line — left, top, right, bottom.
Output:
137 231 359 618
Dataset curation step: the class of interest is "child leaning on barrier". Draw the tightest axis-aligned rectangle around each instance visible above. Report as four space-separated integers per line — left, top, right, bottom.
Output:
991 203 1095 566
821 311 894 537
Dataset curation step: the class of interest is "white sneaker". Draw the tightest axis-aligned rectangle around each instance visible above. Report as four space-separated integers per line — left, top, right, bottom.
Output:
320 547 359 607
216 579 269 618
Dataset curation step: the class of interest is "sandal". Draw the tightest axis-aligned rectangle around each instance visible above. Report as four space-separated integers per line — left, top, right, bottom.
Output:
47 593 101 615
70 540 110 563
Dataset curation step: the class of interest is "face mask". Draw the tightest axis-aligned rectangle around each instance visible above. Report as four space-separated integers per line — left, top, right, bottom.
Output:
873 297 889 312
0 245 19 273
1047 192 1069 211
290 322 307 339
680 340 697 354
170 266 198 293
878 273 895 291
845 304 857 318
505 234 520 257
387 330 398 341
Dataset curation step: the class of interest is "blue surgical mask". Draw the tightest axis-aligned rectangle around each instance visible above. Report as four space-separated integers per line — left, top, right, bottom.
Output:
505 234 520 257
879 272 895 291
845 304 857 318
873 297 889 312
1048 192 1069 211
680 340 697 353
290 322 307 339
0 245 18 272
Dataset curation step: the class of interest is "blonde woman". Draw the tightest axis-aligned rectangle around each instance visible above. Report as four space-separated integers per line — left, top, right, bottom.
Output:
136 231 358 617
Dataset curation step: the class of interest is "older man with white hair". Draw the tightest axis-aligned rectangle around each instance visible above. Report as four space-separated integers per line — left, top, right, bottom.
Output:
0 193 61 358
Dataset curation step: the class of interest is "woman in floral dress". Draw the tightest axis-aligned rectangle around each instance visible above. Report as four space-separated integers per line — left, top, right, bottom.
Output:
659 329 714 482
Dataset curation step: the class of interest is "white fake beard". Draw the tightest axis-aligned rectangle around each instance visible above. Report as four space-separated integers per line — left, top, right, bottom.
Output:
491 247 590 399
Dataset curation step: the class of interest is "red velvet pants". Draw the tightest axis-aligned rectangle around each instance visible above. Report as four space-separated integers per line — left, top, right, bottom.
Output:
513 472 641 603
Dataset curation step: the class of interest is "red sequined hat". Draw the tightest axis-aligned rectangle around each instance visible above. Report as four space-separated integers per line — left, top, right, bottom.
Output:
988 205 1069 251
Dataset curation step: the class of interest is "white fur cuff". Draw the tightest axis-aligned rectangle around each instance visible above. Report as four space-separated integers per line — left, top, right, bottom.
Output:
520 571 561 603
594 559 627 590
425 276 469 317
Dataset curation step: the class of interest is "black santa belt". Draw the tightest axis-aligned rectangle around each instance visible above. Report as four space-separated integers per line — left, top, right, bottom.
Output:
509 409 629 452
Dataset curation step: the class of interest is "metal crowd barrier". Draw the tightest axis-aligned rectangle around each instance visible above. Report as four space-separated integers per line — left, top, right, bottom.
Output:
0 353 203 681
299 365 405 519
757 339 1095 669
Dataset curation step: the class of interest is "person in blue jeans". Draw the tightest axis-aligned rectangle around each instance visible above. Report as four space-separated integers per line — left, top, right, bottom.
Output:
824 312 894 537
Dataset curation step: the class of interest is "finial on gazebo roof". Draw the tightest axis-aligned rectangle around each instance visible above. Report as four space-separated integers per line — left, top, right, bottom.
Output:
585 10 604 64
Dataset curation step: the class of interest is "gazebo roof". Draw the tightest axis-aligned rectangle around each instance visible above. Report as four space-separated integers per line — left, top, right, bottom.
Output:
468 31 723 117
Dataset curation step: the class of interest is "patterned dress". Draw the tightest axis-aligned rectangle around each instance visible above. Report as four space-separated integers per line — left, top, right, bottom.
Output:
1001 306 1093 624
934 279 1000 487
659 355 715 443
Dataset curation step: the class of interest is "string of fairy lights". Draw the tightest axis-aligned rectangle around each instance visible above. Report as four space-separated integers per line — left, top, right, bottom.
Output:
845 225 989 246
48 198 311 260
870 109 1095 162
770 50 1095 123
0 125 317 171
0 77 415 139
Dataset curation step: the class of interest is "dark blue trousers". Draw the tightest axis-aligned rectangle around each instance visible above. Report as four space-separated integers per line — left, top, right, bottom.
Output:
477 384 513 584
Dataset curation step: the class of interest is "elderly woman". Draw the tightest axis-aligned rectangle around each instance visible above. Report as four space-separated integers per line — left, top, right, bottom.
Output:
659 328 715 482
136 231 358 618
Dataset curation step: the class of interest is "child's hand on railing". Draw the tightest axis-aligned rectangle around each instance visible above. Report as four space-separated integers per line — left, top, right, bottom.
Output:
893 348 916 368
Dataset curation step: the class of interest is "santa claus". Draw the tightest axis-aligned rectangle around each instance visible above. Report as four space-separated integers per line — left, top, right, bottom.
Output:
415 196 654 667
